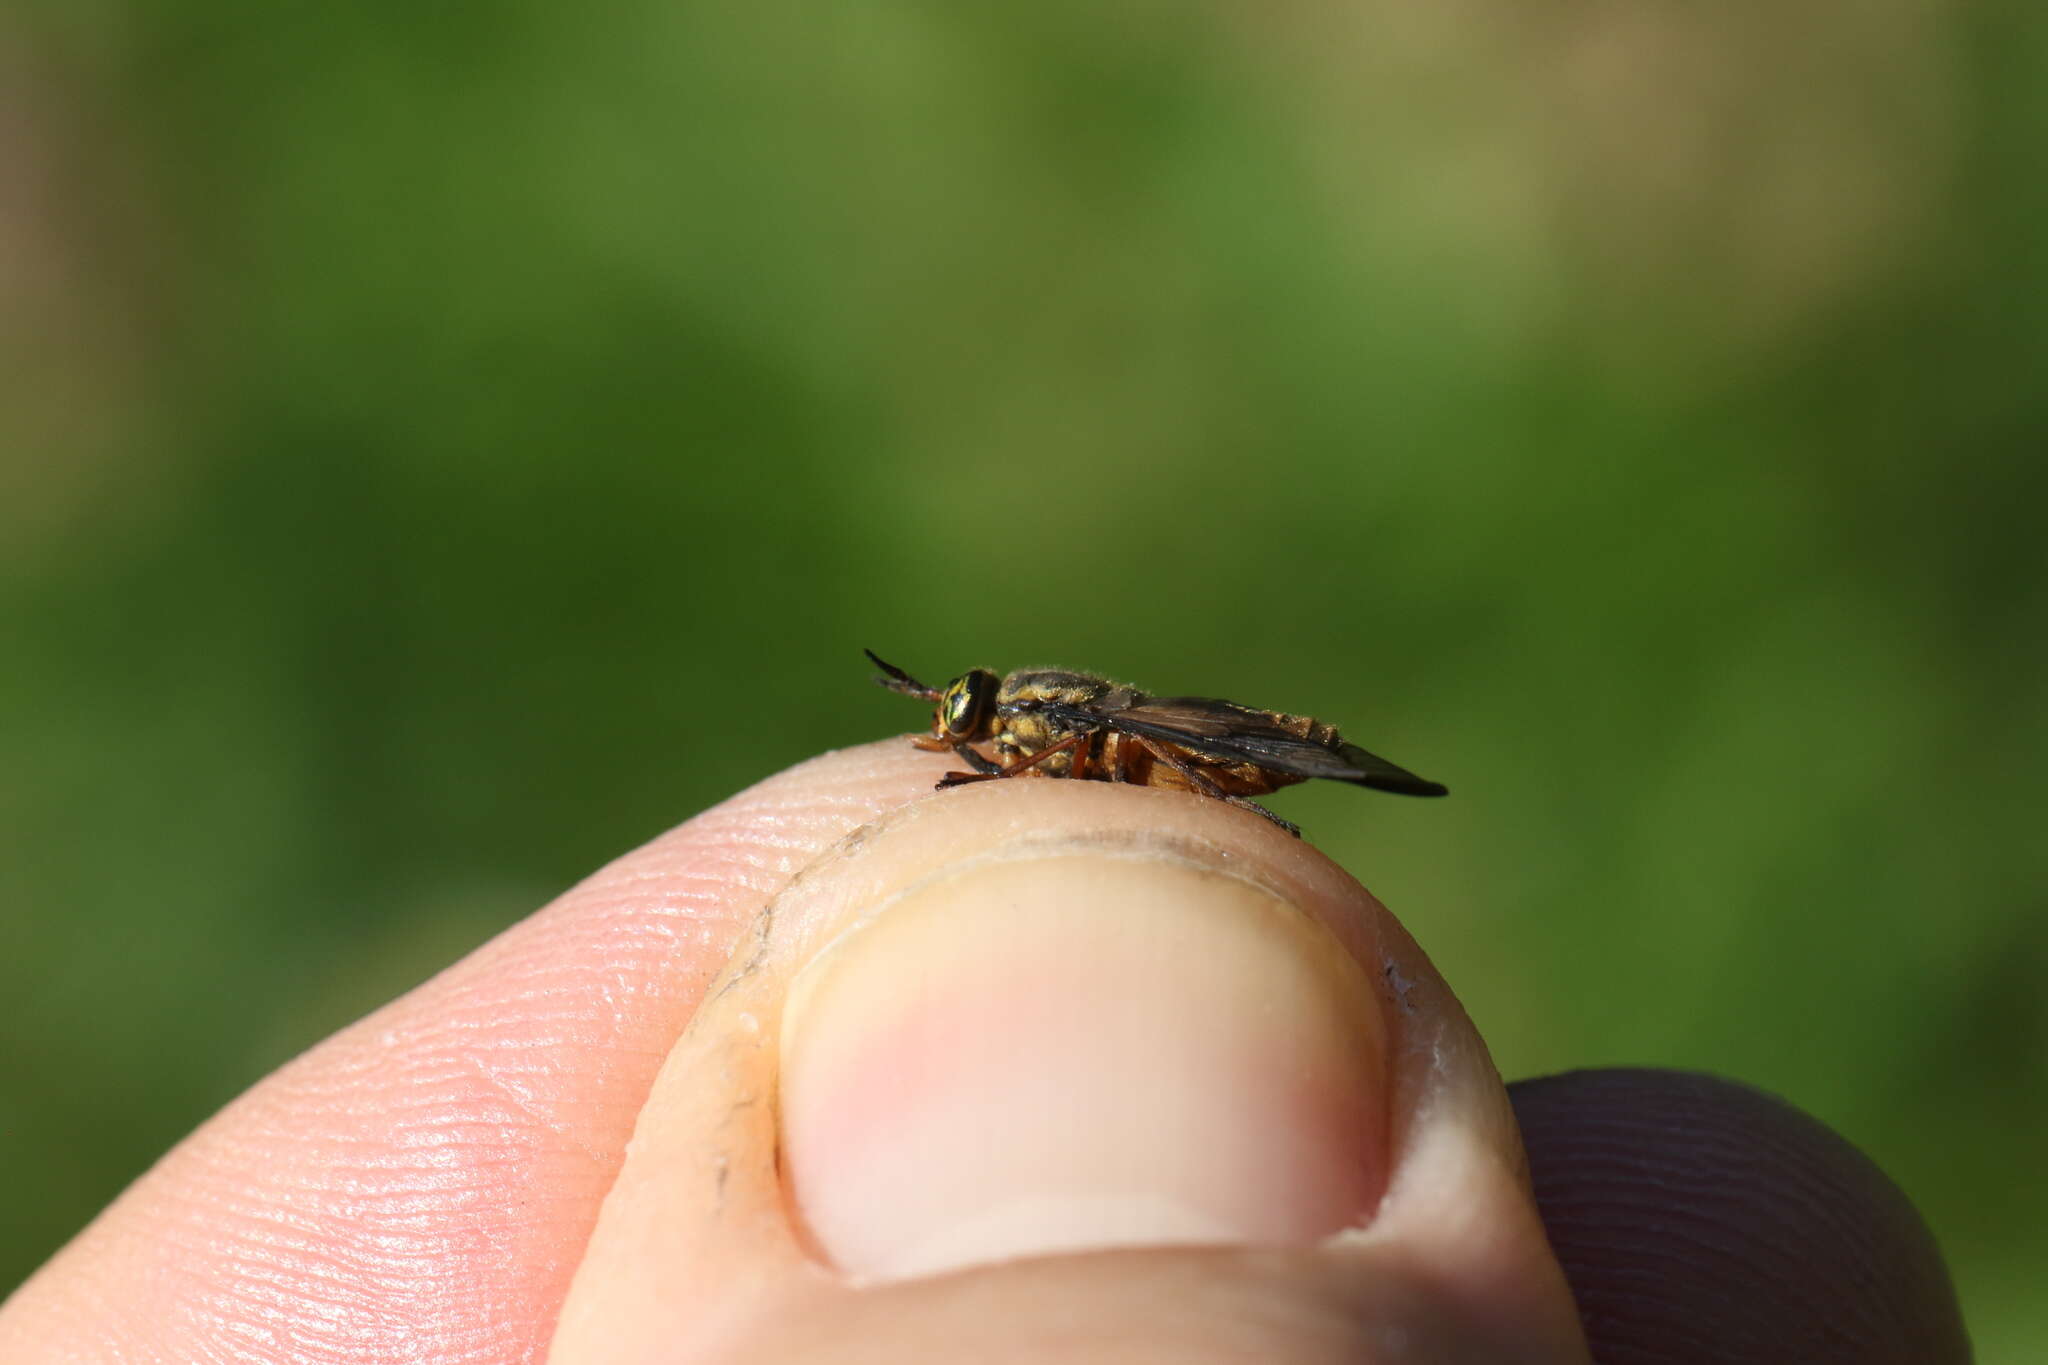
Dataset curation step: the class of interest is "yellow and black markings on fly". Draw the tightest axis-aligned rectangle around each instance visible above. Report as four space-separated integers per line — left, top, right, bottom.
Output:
866 650 1446 837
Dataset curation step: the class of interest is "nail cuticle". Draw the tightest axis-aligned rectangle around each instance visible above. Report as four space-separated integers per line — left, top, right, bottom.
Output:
778 819 1379 1002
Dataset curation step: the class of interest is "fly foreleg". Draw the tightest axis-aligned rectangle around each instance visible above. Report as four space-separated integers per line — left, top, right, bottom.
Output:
937 729 1099 788
951 742 1002 775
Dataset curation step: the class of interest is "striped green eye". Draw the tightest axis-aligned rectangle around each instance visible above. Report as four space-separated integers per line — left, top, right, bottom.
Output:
939 671 996 739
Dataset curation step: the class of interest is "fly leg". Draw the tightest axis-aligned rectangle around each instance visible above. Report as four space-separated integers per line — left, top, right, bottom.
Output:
937 730 1098 788
1233 802 1302 838
951 743 1002 775
1070 729 1099 781
1132 736 1303 838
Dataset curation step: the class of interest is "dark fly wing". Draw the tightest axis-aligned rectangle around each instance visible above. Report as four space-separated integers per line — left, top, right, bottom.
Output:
1325 741 1450 797
1108 699 1360 779
1036 698 1449 796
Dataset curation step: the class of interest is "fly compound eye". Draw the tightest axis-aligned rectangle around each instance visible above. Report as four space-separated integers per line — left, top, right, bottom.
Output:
940 671 994 739
939 680 974 737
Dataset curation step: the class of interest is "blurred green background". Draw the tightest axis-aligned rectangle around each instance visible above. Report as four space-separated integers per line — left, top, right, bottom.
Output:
3 1 2042 1353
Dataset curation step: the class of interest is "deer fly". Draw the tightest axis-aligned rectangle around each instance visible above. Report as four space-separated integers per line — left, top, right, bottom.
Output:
866 650 1446 836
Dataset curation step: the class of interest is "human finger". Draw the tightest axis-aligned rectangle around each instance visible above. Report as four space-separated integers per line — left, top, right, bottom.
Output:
1511 1067 1970 1364
0 741 954 1363
551 778 1590 1363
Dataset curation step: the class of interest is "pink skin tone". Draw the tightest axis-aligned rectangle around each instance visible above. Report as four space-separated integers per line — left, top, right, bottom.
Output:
0 741 1966 1363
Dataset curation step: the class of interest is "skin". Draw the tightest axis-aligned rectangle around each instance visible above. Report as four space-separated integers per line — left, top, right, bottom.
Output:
0 741 1969 1363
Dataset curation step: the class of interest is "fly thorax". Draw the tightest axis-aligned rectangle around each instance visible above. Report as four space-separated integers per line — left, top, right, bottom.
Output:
998 709 1059 752
995 670 1123 754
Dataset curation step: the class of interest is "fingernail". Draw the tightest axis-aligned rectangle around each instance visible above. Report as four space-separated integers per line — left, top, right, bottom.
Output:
778 843 1389 1282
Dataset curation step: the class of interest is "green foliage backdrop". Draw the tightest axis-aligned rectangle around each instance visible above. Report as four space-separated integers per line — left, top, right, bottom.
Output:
4 3 2042 1354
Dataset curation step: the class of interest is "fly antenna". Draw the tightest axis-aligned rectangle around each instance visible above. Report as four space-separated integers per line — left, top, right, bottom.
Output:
866 649 940 699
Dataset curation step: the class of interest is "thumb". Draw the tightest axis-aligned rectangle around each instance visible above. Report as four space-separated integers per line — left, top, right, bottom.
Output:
550 778 1588 1362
